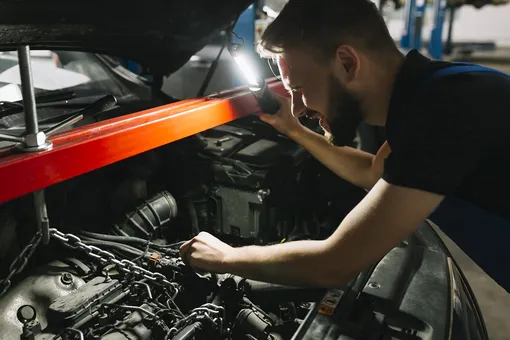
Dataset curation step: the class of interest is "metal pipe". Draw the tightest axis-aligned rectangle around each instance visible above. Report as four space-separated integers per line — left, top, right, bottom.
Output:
17 46 38 135
445 6 456 55
0 133 23 143
43 113 83 136
34 190 50 244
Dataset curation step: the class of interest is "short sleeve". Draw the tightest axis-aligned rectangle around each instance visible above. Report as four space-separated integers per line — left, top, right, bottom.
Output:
383 104 482 196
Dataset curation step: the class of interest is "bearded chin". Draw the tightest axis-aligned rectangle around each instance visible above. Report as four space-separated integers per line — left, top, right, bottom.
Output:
327 116 361 147
325 76 364 147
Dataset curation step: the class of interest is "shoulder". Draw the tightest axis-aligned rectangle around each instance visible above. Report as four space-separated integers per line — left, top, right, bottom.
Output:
381 63 510 195
387 72 503 147
424 65 510 114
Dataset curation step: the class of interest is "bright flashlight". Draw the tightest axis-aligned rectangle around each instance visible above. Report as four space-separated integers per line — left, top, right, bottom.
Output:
232 53 260 87
230 44 280 114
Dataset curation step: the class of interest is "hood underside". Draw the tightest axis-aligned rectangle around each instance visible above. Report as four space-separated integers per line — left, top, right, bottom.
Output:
0 0 254 75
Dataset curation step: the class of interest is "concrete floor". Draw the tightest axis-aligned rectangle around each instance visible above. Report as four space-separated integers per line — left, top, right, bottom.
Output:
437 51 510 340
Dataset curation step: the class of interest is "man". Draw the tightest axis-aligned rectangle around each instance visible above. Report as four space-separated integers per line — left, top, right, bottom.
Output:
180 0 510 292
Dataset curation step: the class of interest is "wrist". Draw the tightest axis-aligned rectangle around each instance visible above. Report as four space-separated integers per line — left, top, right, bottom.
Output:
222 246 243 271
286 124 308 141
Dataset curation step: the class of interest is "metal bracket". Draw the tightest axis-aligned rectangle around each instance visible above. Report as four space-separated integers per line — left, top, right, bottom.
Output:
0 46 116 153
12 46 53 152
0 46 117 244
34 191 50 244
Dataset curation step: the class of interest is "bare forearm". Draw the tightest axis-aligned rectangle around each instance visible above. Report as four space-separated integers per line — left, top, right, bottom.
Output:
223 240 351 287
289 127 379 190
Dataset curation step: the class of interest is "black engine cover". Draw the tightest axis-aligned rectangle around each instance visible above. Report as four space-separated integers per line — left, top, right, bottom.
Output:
198 119 308 241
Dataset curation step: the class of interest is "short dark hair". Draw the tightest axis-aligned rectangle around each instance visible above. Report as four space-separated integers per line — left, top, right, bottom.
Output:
258 0 397 60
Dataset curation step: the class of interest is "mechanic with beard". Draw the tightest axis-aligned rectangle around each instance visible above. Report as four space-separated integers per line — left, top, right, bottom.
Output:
180 0 510 293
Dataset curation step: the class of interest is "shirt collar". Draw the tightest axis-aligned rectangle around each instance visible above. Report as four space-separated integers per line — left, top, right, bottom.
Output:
387 49 433 121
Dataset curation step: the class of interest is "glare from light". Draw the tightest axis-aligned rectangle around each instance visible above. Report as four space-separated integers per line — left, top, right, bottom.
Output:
233 53 260 86
262 5 278 18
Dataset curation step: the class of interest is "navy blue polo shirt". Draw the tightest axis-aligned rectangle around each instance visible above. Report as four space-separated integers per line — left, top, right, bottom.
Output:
383 50 510 292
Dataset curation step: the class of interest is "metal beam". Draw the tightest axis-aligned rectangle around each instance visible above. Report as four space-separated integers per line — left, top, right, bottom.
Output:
0 79 286 204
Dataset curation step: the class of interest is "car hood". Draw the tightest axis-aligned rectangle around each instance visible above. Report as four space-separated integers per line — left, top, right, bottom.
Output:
0 0 254 75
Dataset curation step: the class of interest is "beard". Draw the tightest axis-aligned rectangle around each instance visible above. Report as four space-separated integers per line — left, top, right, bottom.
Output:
323 74 364 147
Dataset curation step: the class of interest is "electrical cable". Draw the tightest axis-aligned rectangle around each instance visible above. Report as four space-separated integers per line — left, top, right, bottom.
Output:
79 231 179 250
267 59 282 80
196 12 243 97
79 237 144 257
231 31 245 46
196 44 227 97
81 231 155 245
132 232 153 264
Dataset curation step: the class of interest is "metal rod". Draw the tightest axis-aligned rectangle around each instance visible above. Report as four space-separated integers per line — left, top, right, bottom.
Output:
17 46 38 135
34 190 50 245
444 6 456 55
400 0 416 49
44 113 84 136
0 132 23 143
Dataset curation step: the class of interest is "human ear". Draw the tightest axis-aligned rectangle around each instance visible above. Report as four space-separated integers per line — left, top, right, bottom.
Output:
332 45 361 84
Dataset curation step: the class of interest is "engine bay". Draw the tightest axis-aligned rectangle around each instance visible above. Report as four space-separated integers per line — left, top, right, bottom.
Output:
0 114 367 340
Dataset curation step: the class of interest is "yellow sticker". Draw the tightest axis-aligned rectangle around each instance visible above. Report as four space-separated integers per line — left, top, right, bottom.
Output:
318 305 335 315
317 288 343 316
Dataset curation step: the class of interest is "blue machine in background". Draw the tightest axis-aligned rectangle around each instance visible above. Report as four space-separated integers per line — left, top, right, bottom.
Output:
414 0 427 52
120 60 143 74
400 0 452 60
401 0 443 58
232 4 257 87
428 0 448 59
400 0 496 60
233 4 256 53
400 0 417 49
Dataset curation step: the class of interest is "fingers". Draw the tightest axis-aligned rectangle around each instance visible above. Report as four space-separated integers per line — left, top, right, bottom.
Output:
274 93 289 103
179 238 195 266
274 94 291 112
179 232 211 266
179 238 192 255
258 94 290 118
258 113 275 124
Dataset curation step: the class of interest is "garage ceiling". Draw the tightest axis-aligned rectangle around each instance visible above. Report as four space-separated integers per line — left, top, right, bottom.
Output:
263 0 288 12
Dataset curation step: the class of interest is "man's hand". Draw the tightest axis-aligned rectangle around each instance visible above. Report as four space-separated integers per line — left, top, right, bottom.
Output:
179 232 234 273
258 94 305 137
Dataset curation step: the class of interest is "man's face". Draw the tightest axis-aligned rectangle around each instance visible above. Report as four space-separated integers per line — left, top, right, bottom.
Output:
278 49 364 146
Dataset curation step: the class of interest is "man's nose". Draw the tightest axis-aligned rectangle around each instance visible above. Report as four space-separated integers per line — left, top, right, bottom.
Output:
291 92 307 117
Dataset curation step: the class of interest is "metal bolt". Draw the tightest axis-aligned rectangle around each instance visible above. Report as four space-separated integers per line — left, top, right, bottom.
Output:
257 189 271 202
367 282 380 289
60 272 73 285
98 313 109 325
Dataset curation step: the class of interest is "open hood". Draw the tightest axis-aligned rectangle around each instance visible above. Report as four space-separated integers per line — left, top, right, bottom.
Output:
0 0 254 75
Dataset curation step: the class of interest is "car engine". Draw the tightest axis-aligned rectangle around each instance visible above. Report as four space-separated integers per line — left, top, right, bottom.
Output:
0 115 367 340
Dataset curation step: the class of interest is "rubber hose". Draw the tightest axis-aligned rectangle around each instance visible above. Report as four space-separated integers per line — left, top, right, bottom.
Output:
80 238 144 257
79 231 171 249
225 276 325 303
118 191 178 238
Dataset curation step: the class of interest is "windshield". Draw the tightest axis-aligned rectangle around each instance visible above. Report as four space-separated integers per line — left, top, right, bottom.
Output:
0 50 133 102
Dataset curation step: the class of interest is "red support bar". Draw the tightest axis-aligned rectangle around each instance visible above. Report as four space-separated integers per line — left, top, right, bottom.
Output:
0 79 286 203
